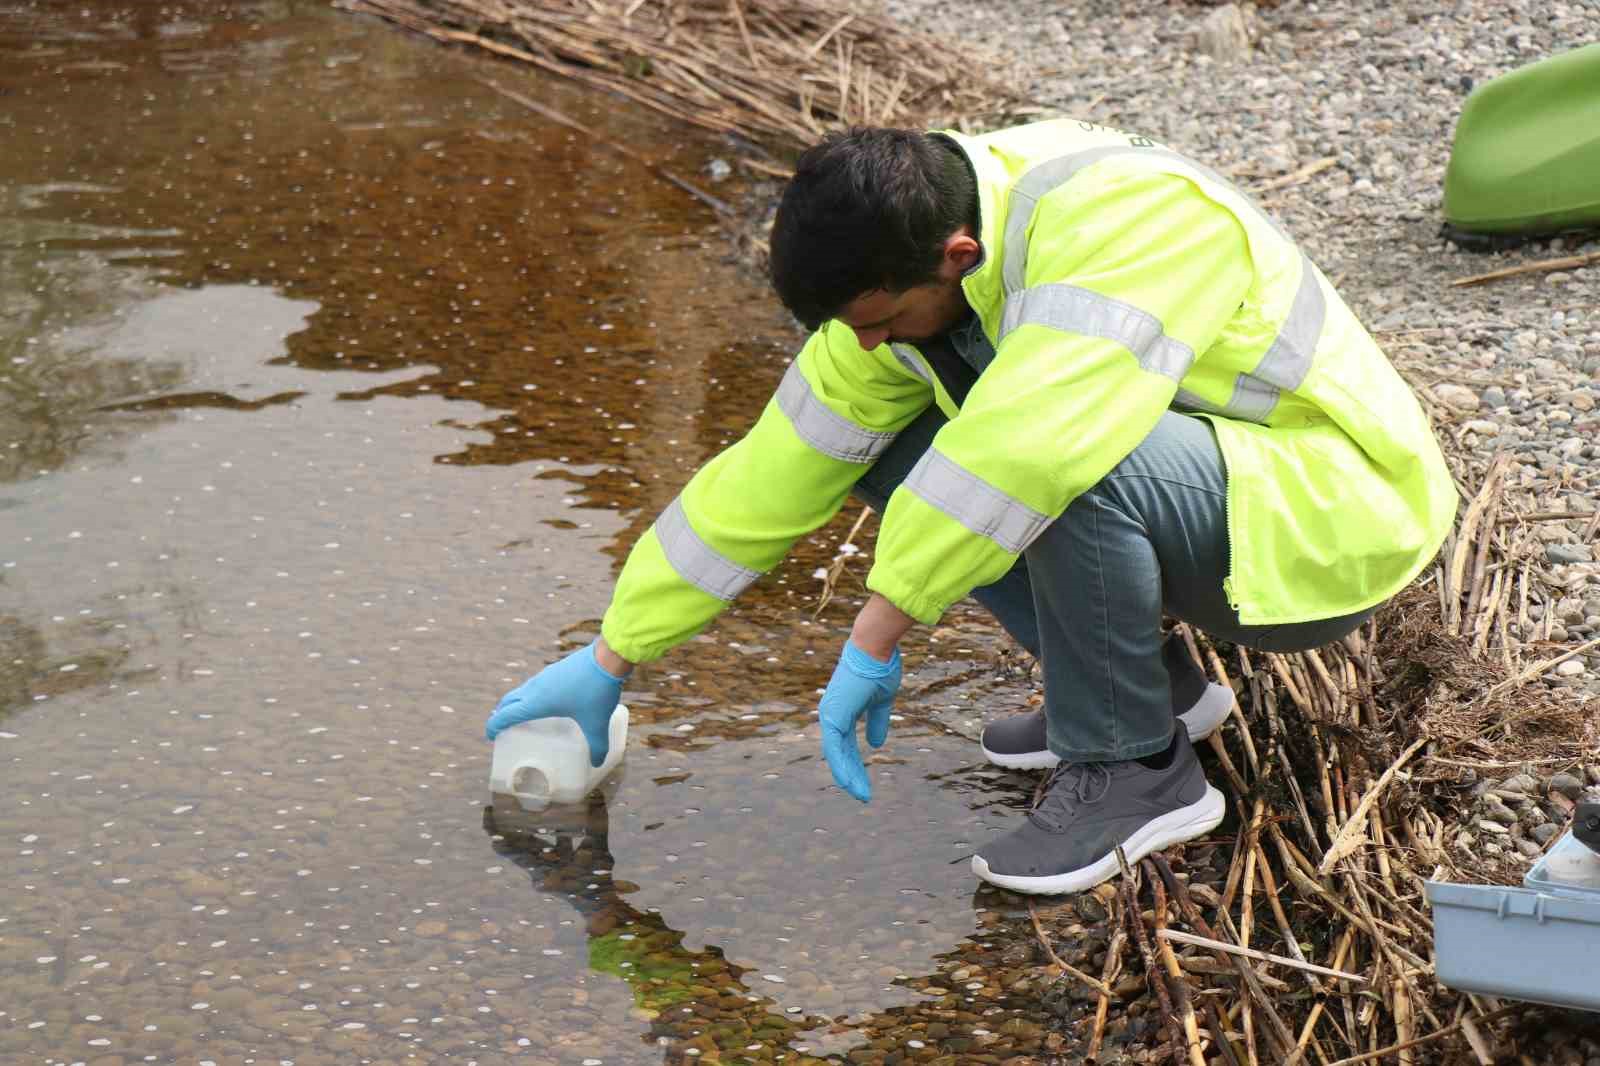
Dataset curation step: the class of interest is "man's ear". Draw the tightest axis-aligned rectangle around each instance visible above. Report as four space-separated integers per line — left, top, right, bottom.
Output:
941 228 982 277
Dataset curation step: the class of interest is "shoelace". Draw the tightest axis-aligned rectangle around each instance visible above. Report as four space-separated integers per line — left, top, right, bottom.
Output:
1029 762 1114 832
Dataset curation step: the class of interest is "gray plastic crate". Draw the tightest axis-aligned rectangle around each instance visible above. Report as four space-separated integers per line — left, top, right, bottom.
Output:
1425 834 1600 1012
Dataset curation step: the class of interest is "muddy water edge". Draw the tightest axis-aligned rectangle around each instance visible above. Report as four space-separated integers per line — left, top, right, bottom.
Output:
0 2 1153 1063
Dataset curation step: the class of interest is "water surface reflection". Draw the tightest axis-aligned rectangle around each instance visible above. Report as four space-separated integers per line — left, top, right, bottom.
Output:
0 1 1049 1062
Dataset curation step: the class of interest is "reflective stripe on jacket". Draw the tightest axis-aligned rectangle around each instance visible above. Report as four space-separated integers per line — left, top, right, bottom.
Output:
601 119 1458 662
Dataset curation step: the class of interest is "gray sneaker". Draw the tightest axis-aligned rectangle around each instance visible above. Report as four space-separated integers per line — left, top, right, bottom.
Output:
971 730 1225 895
979 636 1233 770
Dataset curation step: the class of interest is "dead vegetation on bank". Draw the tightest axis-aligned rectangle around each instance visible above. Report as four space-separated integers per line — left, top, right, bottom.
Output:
1114 505 1590 1064
976 435 1597 1065
336 0 1026 155
337 2 1600 1061
867 435 1598 1065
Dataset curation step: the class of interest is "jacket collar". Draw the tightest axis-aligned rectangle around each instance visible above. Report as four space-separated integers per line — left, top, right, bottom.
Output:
934 128 1010 343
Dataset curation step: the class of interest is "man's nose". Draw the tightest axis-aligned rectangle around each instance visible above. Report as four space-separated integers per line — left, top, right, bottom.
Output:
852 327 890 350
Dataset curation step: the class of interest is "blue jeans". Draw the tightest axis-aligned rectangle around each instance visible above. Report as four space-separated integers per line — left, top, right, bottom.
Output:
852 409 1371 763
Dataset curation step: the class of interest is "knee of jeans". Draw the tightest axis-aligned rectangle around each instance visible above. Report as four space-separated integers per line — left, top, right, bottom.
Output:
1061 478 1138 531
1026 485 1122 555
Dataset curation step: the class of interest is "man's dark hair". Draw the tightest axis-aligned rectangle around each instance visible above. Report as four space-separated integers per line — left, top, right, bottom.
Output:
769 127 978 331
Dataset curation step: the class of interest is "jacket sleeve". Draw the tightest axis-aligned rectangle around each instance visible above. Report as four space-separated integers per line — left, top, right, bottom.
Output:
601 325 932 662
867 165 1255 623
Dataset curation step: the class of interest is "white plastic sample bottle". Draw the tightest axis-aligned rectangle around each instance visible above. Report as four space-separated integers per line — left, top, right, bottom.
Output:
487 705 629 812
1542 829 1600 889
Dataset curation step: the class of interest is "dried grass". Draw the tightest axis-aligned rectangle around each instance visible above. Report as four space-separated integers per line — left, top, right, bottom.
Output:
907 405 1595 1059
1113 437 1598 1063
336 0 1029 155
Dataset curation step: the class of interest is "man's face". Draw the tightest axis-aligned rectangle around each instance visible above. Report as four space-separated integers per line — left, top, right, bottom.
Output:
832 228 982 351
835 277 969 351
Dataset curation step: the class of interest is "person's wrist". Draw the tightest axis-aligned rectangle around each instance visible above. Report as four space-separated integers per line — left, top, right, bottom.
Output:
846 637 896 664
843 640 899 677
592 637 634 679
849 593 913 662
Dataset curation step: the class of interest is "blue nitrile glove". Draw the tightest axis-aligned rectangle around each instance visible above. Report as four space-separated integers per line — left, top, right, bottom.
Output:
485 641 625 768
818 641 902 803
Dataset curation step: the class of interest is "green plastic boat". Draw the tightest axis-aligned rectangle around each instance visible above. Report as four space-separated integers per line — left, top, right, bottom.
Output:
1443 42 1600 244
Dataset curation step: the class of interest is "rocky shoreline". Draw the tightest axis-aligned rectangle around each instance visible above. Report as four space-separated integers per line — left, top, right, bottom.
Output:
878 0 1599 700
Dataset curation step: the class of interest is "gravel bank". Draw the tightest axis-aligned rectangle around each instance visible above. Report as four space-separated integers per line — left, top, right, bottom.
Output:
882 0 1600 695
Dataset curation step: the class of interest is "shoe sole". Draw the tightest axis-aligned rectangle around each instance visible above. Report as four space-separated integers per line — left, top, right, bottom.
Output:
970 784 1227 895
979 745 1060 771
979 683 1235 771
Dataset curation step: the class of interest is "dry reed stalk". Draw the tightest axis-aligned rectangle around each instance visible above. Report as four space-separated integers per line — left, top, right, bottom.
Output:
1265 824 1390 940
1446 454 1509 633
1252 853 1321 992
1393 973 1416 1066
1366 808 1408 924
1323 1004 1520 1066
1206 997 1247 1066
1471 567 1505 657
1233 831 1260 1066
728 0 761 71
1116 851 1186 1063
1324 734 1347 844
1451 249 1600 286
1290 925 1356 1059
1239 805 1260 952
1150 855 1300 1060
1222 646 1263 770
1026 899 1112 997
1461 465 1506 629
1318 736 1428 874
1208 729 1252 796
1304 647 1344 705
811 505 872 617
1145 860 1209 1066
1496 507 1600 524
1584 503 1600 543
1483 633 1600 701
1456 1003 1498 1065
1155 929 1366 984
1086 922 1126 1062
1216 799 1253 924
1180 956 1291 990
1345 865 1440 1031
1256 155 1338 192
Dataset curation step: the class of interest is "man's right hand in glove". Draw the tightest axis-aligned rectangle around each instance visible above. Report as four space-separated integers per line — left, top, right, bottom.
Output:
485 640 629 767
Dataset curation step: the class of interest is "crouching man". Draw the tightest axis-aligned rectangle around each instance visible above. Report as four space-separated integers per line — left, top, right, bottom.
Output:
487 120 1456 895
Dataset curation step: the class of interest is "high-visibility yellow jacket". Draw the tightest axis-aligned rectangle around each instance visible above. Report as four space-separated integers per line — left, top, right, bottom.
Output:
600 120 1458 663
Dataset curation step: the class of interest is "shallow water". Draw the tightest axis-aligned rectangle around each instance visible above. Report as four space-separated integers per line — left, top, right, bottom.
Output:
0 2 1047 1063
